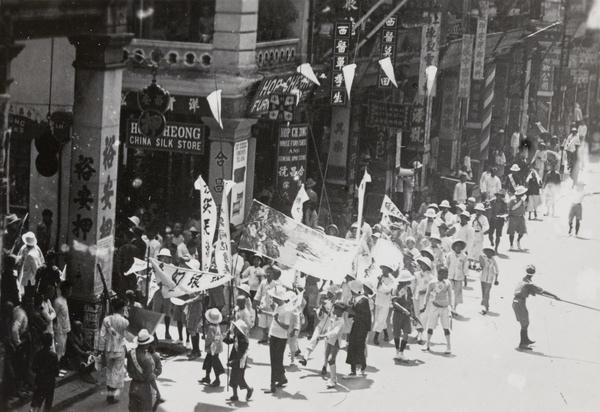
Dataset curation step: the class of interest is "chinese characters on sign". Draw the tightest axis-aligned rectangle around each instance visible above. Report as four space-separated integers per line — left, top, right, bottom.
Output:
459 34 475 98
418 12 441 96
366 100 412 129
277 124 308 202
538 63 554 93
473 1 489 80
230 140 248 226
440 77 460 140
331 22 351 106
379 16 398 88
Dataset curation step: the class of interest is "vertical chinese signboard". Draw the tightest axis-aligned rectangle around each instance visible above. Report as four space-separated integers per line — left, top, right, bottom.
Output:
418 12 441 96
277 124 308 203
459 34 475 98
473 1 489 80
379 16 398 88
331 22 351 106
230 140 248 226
440 77 459 140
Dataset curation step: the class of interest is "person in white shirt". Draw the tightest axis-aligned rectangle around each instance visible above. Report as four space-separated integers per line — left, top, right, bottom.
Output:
54 281 72 362
469 203 489 269
437 200 455 227
479 247 499 315
262 286 292 394
241 254 266 300
567 182 599 236
479 167 502 201
452 211 474 275
510 131 522 158
371 265 395 345
40 285 57 352
445 239 468 315
453 173 468 205
316 302 347 389
564 127 580 172
416 208 440 249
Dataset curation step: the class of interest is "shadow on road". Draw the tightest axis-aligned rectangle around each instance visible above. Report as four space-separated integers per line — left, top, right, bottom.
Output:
515 348 600 365
193 401 236 411
393 358 426 367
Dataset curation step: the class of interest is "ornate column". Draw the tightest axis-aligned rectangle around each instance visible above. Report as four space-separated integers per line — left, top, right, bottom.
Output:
66 34 132 305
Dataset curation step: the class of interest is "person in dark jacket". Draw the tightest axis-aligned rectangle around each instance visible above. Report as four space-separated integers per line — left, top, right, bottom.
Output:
345 280 371 376
30 333 59 412
126 329 155 412
223 319 253 402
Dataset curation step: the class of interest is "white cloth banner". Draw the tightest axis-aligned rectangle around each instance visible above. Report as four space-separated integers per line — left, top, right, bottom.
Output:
291 184 309 222
240 200 359 283
371 238 404 272
151 258 232 298
195 175 217 272
126 257 149 275
215 180 234 275
356 170 372 243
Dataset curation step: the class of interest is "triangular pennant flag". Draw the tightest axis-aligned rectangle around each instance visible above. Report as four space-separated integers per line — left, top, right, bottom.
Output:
356 169 372 243
378 57 398 87
380 194 404 220
291 184 310 222
342 63 356 99
207 89 223 129
297 63 321 86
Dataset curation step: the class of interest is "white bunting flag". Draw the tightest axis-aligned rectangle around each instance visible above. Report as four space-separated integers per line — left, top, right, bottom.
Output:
356 169 372 243
378 57 398 87
342 63 356 99
150 258 232 298
215 180 234 276
291 184 309 222
207 89 223 129
126 257 149 275
380 194 405 220
195 175 217 272
297 63 321 86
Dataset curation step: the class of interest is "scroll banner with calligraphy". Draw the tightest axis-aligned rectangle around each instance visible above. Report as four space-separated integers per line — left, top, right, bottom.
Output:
379 16 398 88
366 100 412 129
239 200 359 283
328 106 350 183
150 258 232 298
126 120 205 154
473 1 489 80
331 21 351 105
277 124 308 203
215 181 234 276
440 76 459 140
418 12 441 96
459 34 475 98
196 175 217 272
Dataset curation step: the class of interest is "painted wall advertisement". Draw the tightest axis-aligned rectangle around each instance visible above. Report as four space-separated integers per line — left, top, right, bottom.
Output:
230 140 248 226
277 124 308 203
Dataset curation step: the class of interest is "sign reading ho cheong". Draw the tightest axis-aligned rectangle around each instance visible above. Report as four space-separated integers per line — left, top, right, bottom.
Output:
248 72 320 116
126 120 205 154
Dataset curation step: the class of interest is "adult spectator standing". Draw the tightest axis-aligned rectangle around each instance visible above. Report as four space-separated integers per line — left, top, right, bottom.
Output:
510 130 523 160
176 230 198 264
371 266 394 345
34 250 61 296
479 167 502 202
493 146 507 178
117 230 142 298
453 172 468 205
11 294 34 395
126 329 156 412
39 285 57 352
171 222 185 247
512 265 560 350
16 232 45 297
488 190 508 252
36 209 53 258
54 281 72 365
564 127 580 173
506 164 522 195
507 186 528 250
96 298 131 404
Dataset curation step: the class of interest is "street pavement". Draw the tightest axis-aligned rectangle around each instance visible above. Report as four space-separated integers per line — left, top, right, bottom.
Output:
26 155 600 412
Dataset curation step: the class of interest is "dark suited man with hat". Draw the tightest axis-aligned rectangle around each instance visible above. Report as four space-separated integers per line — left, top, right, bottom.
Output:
512 265 560 350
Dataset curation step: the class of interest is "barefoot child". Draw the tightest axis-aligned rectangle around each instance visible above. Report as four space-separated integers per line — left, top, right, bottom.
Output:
223 320 254 402
318 302 347 388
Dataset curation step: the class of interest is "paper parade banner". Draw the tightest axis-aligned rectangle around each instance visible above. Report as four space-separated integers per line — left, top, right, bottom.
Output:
291 183 309 222
215 180 234 275
195 175 217 272
150 258 232 298
239 200 359 283
371 238 404 272
125 257 148 275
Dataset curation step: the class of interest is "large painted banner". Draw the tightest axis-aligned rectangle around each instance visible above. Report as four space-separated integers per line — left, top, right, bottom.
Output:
239 200 358 282
150 258 232 298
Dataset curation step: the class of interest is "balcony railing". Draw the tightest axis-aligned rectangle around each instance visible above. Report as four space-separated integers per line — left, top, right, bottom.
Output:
255 38 300 70
124 38 213 72
124 38 301 72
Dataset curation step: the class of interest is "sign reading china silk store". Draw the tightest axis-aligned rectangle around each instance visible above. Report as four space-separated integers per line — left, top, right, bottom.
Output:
277 124 308 203
126 120 205 154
